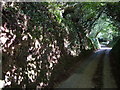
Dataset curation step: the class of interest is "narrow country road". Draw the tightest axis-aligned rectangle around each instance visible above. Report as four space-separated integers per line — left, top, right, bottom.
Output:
56 48 117 88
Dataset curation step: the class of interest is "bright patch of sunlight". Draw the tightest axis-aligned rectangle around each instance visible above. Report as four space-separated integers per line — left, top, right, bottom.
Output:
100 47 112 50
0 80 5 88
94 46 112 53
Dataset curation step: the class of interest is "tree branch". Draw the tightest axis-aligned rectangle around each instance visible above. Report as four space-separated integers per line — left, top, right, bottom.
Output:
88 6 106 34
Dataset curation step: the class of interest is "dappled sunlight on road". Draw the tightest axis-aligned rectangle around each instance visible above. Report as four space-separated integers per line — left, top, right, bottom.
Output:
94 45 112 54
99 44 112 50
100 47 112 50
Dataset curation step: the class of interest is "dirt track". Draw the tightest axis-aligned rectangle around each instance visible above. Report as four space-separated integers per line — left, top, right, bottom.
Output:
56 49 117 88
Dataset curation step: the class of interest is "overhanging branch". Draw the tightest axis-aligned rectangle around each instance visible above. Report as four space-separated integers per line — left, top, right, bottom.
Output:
88 6 106 34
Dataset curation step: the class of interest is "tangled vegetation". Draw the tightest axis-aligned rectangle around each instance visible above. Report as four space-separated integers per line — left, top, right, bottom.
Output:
0 2 120 89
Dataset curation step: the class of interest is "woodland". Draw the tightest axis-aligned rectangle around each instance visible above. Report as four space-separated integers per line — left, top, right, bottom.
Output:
1 2 120 88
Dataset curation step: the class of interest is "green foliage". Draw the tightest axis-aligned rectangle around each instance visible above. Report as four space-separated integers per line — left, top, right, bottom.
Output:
1 2 120 89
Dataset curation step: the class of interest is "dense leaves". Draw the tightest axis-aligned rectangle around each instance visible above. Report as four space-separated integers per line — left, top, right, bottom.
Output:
1 2 120 89
108 3 120 88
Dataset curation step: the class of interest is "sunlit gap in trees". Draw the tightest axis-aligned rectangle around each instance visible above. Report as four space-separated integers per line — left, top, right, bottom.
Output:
90 13 118 51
